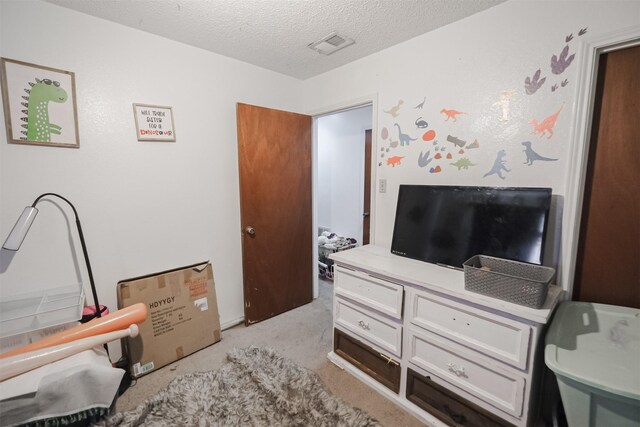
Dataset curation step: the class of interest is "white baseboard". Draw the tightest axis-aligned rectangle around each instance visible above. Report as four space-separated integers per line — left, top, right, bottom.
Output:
220 316 244 331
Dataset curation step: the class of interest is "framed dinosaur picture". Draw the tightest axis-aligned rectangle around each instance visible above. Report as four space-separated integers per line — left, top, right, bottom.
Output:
1 58 79 148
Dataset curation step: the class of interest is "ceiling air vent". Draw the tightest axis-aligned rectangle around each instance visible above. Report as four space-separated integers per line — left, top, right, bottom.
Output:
308 32 355 55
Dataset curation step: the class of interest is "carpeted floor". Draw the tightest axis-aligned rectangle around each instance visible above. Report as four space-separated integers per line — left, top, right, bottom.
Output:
115 279 423 426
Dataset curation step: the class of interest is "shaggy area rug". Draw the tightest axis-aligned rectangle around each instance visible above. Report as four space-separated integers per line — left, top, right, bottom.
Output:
96 346 379 426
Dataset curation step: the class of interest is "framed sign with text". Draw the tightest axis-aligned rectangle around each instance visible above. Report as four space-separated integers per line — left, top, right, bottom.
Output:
133 103 176 142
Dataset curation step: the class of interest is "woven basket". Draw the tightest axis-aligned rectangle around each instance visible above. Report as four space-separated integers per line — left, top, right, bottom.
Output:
463 255 555 308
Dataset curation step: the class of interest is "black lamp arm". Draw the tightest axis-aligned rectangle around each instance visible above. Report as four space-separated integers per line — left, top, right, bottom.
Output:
33 193 102 318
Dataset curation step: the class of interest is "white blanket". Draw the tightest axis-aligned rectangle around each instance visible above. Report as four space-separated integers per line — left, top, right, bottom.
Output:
0 347 124 426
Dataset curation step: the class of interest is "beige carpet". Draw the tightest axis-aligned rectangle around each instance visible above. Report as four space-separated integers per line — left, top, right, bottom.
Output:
115 279 423 426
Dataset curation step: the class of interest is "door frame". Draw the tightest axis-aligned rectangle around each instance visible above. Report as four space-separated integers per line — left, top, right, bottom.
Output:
562 25 640 298
308 94 378 299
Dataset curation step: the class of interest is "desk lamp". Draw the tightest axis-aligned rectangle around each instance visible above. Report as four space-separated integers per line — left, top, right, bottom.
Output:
2 193 103 319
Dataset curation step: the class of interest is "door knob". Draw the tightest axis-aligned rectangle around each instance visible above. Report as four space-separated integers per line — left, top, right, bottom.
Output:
363 212 370 218
244 226 256 236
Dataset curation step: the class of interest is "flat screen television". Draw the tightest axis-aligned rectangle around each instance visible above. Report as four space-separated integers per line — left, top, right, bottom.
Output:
391 185 552 268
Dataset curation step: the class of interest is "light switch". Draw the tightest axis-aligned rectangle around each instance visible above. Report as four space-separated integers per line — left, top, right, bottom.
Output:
379 179 387 193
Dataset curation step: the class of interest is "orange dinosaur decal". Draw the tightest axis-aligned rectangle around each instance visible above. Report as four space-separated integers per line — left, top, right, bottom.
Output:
530 104 564 139
386 156 404 167
440 108 466 122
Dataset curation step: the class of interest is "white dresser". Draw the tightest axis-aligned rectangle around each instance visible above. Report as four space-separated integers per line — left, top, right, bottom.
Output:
328 245 562 427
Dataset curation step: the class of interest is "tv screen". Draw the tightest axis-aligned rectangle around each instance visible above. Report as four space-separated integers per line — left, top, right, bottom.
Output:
391 185 552 268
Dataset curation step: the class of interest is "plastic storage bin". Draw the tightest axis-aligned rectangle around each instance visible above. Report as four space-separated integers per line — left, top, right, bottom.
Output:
545 302 640 427
0 285 84 339
463 255 555 308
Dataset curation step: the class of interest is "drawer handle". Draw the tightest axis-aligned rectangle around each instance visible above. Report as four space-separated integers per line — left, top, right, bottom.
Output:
357 320 370 330
443 404 467 424
447 363 467 377
379 353 400 367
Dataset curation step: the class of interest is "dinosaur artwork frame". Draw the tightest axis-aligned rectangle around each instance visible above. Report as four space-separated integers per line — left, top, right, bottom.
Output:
1 58 80 148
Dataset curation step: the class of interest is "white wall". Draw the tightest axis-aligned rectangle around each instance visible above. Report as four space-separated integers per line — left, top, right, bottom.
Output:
1 0 638 356
0 0 302 357
302 0 640 290
317 106 372 243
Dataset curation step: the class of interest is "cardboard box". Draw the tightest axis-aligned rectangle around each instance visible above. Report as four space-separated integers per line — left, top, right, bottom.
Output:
117 261 221 378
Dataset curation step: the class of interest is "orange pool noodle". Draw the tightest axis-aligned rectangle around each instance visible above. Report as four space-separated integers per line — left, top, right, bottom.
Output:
0 303 148 359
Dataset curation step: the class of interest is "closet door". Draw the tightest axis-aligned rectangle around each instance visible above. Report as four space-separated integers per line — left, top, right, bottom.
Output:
573 45 640 308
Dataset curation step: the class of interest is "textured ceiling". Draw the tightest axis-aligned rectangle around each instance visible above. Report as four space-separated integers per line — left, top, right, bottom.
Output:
45 0 505 80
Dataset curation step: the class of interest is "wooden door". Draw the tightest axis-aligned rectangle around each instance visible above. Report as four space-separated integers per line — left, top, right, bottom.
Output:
573 45 640 308
236 103 312 324
362 129 372 245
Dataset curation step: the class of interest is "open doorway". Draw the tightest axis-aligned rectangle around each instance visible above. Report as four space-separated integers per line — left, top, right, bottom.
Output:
315 105 373 284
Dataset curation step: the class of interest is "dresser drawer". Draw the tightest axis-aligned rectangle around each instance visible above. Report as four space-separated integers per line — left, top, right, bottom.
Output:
408 327 525 417
334 265 404 319
406 368 515 427
408 289 531 369
334 328 401 393
335 297 402 357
